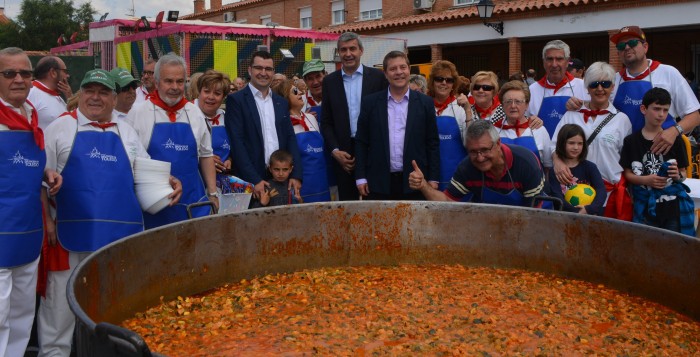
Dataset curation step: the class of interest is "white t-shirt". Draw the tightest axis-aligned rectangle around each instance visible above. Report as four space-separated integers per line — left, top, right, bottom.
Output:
612 61 700 119
44 110 150 173
112 109 128 122
497 124 553 168
527 77 589 118
125 99 213 158
27 81 67 130
551 104 632 184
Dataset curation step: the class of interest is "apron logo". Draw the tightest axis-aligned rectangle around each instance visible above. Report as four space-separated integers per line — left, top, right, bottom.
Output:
221 140 230 150
163 138 189 151
9 151 40 167
305 144 323 153
87 147 117 162
623 95 642 106
439 134 452 140
548 109 561 118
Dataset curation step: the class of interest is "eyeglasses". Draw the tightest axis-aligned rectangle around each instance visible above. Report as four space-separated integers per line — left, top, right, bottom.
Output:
252 65 275 72
292 87 300 95
433 76 455 84
1 69 33 79
473 84 495 91
588 81 613 89
616 39 643 51
142 70 154 76
468 143 495 158
503 99 527 106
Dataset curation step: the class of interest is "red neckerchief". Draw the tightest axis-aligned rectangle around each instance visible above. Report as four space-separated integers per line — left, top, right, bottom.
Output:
474 96 501 120
306 92 319 107
0 99 44 149
208 113 221 126
494 118 529 137
149 91 188 122
536 72 574 94
433 95 456 116
89 122 117 130
290 113 310 132
579 109 610 123
139 86 150 99
32 80 60 97
620 60 661 81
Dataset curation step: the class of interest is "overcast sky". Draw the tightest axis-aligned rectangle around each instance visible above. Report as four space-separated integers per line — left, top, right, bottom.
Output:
3 0 195 20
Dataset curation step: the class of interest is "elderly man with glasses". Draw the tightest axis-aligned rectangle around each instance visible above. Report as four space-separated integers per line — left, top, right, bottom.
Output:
133 58 156 106
409 120 544 207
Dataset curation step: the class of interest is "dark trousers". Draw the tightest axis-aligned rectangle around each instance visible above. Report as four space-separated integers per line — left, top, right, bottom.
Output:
366 172 425 201
334 163 360 201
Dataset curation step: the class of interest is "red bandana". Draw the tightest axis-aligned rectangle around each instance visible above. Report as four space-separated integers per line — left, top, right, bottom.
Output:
494 118 529 137
474 96 501 120
290 113 310 132
537 72 574 94
89 121 117 130
32 80 60 97
306 92 319 107
620 60 661 81
208 114 221 126
579 109 609 123
149 91 188 122
0 100 44 149
434 95 456 116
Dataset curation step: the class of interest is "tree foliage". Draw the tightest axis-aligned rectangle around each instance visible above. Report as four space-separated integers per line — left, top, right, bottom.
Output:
0 0 96 50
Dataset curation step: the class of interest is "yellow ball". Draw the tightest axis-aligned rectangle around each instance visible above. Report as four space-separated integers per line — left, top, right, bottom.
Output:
564 184 596 207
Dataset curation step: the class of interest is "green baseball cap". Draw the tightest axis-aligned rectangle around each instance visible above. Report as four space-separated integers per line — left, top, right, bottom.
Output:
109 67 138 89
302 59 325 77
81 69 116 91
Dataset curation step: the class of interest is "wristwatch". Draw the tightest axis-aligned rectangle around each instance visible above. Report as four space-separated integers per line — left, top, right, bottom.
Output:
207 192 218 197
674 123 684 135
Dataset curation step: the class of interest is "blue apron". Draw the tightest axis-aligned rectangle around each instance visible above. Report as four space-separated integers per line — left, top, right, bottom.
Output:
499 128 541 163
296 131 331 202
613 80 675 132
144 111 209 229
211 125 230 160
436 115 467 190
0 131 46 267
309 105 337 188
480 168 525 206
537 96 570 138
55 128 143 252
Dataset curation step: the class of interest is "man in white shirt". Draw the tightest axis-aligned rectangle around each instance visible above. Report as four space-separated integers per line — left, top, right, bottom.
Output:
126 53 217 229
133 58 156 106
27 56 71 129
225 50 302 201
39 69 181 357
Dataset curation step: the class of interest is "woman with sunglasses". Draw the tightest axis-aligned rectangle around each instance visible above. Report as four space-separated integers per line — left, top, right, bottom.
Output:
196 70 231 174
468 71 504 124
275 79 330 202
551 61 632 209
427 60 469 190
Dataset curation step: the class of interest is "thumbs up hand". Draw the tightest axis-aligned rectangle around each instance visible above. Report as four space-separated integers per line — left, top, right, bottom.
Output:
409 160 426 190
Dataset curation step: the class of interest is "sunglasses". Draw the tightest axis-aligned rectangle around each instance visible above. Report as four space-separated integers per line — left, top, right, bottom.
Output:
616 39 643 51
1 69 33 79
292 87 300 95
433 76 455 84
119 83 138 93
588 81 613 89
473 84 495 91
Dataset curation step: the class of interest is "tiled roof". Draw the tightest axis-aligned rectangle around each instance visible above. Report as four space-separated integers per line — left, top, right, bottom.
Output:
319 0 617 33
180 0 266 20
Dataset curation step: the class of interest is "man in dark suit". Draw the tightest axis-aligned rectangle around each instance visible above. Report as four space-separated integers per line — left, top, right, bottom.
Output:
225 50 302 199
321 32 389 201
355 51 440 200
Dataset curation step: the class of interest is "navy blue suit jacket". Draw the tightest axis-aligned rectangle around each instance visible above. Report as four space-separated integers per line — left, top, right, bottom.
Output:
354 89 440 195
224 85 302 185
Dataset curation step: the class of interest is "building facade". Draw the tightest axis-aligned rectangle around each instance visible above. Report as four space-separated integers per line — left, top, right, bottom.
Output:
182 0 700 81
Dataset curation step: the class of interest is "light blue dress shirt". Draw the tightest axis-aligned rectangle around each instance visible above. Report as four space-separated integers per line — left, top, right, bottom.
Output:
342 65 364 138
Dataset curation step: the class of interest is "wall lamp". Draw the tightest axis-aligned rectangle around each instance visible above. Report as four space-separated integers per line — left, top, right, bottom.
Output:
476 0 503 36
